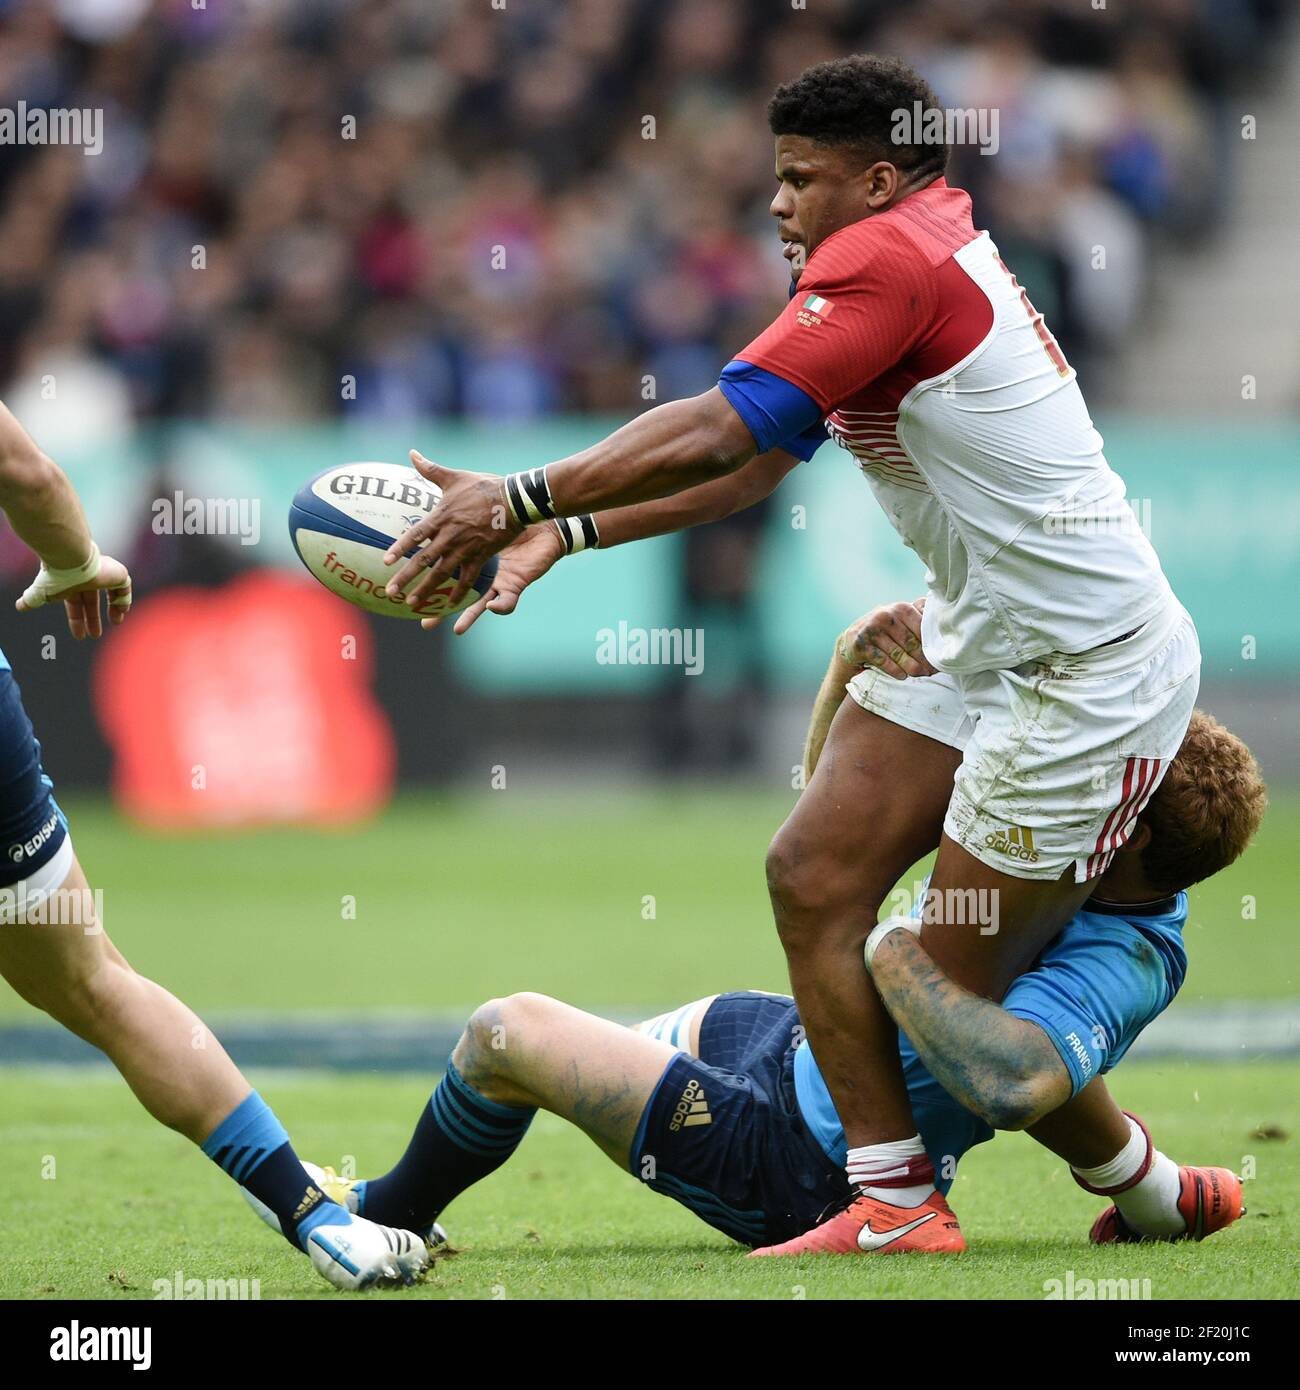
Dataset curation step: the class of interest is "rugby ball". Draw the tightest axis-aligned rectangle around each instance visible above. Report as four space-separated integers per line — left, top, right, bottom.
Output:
288 461 498 619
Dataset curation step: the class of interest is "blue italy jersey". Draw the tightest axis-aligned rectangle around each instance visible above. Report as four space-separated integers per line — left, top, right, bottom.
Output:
792 893 1189 1189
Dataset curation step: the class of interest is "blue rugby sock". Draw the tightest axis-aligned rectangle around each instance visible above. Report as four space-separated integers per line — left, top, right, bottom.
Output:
357 1061 535 1232
203 1091 349 1251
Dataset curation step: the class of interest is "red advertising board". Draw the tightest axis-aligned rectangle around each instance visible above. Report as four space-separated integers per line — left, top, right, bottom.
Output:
94 571 394 827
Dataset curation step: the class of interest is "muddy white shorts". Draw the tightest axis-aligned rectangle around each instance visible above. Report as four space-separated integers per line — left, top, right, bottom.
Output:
846 600 1201 882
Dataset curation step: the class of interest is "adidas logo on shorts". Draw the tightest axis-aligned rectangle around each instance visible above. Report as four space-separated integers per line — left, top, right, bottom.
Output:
669 1079 712 1132
984 825 1040 863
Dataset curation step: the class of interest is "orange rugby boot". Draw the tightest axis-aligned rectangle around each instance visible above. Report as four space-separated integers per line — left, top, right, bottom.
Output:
749 1189 965 1257
1090 1165 1244 1244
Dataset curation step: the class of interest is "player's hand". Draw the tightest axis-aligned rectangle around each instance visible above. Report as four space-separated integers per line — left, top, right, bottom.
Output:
838 600 935 680
423 521 566 635
384 451 523 612
16 552 133 640
428 522 567 636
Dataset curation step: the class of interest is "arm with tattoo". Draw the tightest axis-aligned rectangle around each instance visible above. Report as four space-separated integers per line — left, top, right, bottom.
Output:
868 929 1071 1131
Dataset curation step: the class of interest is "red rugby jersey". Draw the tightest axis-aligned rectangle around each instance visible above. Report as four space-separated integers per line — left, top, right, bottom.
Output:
734 179 1172 673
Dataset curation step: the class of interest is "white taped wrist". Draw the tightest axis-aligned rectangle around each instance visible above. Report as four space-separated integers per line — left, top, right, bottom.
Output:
864 914 922 971
20 542 101 609
505 467 555 526
552 514 599 554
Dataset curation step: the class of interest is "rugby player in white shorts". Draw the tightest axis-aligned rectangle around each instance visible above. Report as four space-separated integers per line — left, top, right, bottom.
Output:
248 615 1258 1258
0 401 428 1290
380 55 1203 1253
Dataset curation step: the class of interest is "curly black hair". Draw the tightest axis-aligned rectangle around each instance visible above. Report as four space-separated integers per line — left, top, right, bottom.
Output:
767 55 949 181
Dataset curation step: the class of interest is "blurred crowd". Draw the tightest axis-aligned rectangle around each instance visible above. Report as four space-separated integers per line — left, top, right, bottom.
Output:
0 0 1291 431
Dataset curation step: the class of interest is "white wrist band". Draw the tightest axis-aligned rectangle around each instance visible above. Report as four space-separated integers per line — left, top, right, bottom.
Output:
552 514 599 555
864 914 922 972
20 542 101 610
505 467 555 526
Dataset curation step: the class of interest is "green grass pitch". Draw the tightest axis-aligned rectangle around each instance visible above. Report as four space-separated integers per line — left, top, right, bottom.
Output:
1 788 1297 1299
4 1061 1296 1300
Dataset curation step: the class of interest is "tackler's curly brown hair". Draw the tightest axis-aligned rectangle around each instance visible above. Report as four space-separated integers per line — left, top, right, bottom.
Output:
1138 710 1268 894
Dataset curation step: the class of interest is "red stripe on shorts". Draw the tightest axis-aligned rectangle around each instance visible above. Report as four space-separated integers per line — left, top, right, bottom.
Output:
1087 756 1165 878
1089 757 1138 878
1110 757 1162 854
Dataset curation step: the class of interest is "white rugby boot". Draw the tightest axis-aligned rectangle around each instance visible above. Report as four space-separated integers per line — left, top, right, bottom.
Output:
242 1160 448 1264
303 1212 430 1290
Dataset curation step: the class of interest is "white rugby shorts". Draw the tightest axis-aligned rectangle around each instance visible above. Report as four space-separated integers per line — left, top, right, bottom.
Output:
846 600 1201 882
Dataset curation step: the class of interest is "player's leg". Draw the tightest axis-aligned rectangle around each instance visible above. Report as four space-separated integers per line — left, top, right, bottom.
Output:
353 993 680 1234
756 841 1093 1255
353 991 855 1251
633 993 718 1056
1026 1074 1130 1167
1028 1079 1244 1243
456 992 678 1164
867 615 1201 1205
764 614 1202 1254
753 845 1113 1259
0 846 429 1286
766 697 958 1147
0 661 363 1266
0 849 249 1140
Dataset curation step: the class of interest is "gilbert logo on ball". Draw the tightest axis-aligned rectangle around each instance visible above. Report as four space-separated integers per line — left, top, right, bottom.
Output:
289 461 498 619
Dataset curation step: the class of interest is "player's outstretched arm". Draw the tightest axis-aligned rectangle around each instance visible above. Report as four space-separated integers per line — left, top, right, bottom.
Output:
385 386 759 610
803 640 860 784
866 926 1072 1131
587 443 800 548
444 446 802 635
0 400 132 637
